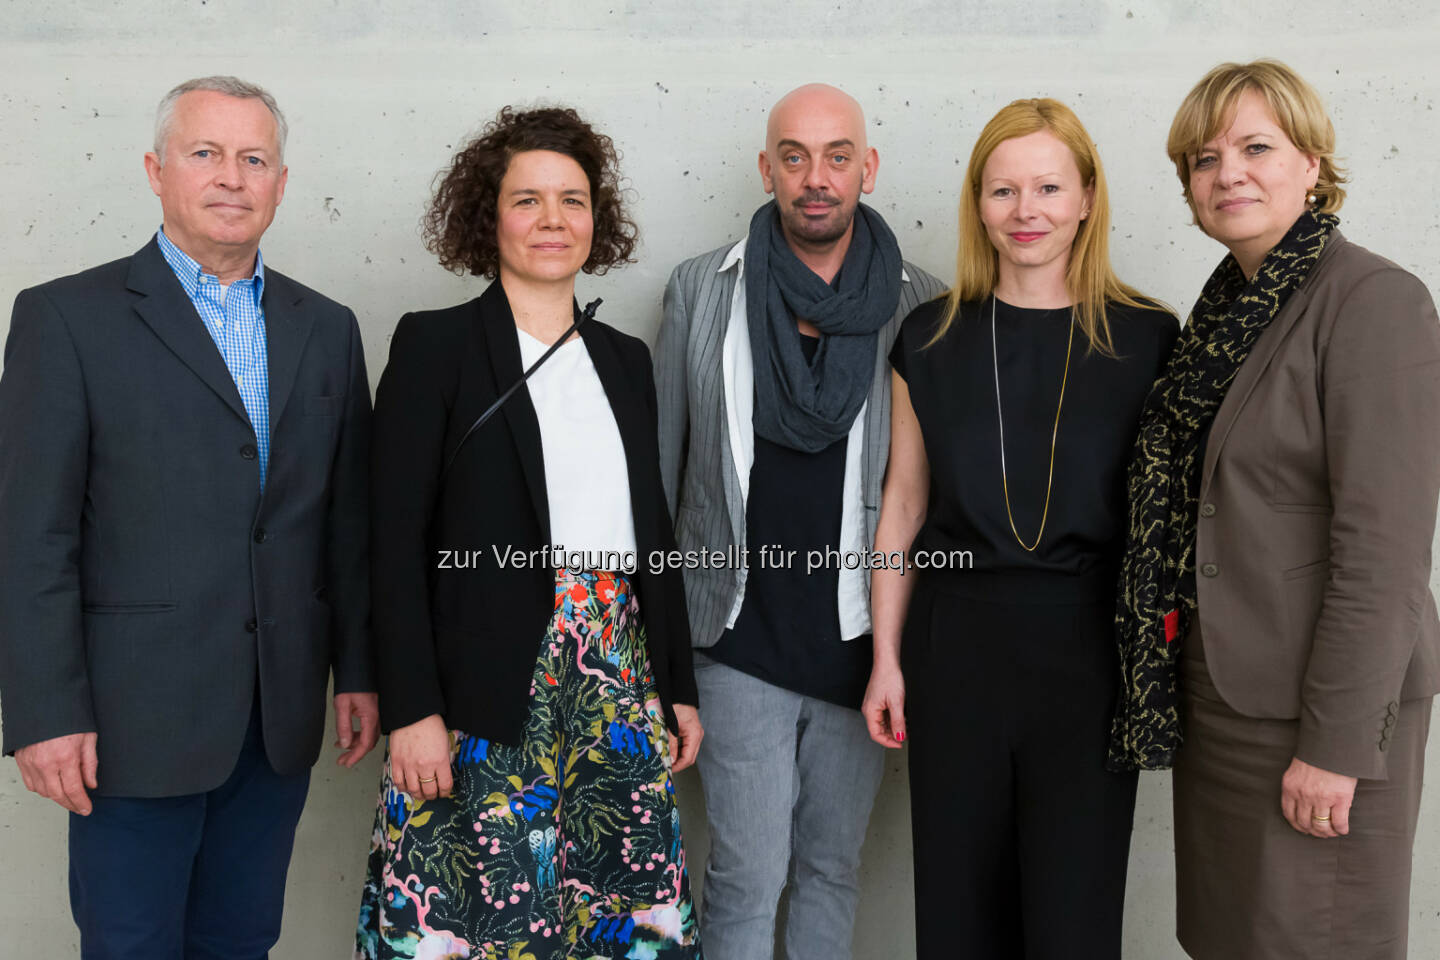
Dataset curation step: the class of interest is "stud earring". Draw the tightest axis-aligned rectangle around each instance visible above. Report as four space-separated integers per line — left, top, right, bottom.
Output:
1307 192 1317 205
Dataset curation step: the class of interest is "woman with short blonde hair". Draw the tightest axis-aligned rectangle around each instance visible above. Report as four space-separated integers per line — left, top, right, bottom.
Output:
1112 59 1440 959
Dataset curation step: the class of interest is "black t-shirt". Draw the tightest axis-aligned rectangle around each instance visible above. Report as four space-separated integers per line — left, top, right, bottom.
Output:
706 335 872 708
890 297 1178 589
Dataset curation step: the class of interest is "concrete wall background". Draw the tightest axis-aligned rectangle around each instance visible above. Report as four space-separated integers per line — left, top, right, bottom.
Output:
3 2 1439 956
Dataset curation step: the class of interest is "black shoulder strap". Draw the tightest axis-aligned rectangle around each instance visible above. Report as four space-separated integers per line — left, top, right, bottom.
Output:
440 298 602 481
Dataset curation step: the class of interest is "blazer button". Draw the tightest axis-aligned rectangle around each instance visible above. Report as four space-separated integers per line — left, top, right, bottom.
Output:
244 618 257 633
1200 562 1219 578
239 444 257 460
1200 502 1217 518
253 527 268 543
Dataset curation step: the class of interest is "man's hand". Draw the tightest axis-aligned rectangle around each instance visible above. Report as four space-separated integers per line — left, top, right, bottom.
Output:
1281 756 1358 838
861 660 906 749
667 704 703 773
15 732 99 815
333 692 380 768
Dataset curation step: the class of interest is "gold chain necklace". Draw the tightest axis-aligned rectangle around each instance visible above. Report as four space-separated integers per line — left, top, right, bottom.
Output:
990 294 1074 552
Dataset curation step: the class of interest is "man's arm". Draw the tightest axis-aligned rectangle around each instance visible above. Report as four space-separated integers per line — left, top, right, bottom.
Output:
653 266 691 520
0 286 100 812
326 310 378 766
327 310 374 694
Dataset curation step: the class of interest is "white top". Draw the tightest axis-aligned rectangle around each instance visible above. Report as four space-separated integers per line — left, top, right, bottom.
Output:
716 238 910 641
517 328 638 564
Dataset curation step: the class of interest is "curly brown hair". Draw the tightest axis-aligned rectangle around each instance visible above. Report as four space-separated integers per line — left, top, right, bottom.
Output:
422 105 638 278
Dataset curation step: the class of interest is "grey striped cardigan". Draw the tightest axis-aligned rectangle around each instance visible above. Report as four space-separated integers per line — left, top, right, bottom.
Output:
654 239 945 647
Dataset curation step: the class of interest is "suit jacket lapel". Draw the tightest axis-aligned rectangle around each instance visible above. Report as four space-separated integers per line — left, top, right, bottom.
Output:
1201 233 1346 492
262 271 315 433
712 265 747 549
477 282 550 536
127 239 251 427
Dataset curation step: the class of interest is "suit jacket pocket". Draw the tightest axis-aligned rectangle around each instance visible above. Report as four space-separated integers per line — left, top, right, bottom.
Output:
1281 557 1330 582
1282 559 1328 652
81 601 178 614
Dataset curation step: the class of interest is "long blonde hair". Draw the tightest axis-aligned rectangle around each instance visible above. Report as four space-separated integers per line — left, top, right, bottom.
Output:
928 98 1156 354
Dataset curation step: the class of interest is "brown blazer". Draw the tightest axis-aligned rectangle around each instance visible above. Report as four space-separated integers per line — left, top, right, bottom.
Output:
1194 231 1440 781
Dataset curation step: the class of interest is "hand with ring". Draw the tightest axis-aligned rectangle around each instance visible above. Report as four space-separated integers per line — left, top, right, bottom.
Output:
1280 756 1356 839
387 713 454 801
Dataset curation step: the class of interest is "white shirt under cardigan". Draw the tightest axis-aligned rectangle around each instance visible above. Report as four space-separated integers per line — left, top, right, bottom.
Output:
516 329 638 562
718 238 909 641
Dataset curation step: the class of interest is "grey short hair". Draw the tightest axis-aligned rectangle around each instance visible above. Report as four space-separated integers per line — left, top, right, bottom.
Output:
153 76 288 165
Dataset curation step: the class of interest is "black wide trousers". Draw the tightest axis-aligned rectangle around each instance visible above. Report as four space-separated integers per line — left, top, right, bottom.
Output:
903 572 1139 960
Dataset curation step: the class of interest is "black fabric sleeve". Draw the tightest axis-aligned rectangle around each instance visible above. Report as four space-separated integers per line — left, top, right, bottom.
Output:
327 309 376 694
369 313 453 732
0 288 96 753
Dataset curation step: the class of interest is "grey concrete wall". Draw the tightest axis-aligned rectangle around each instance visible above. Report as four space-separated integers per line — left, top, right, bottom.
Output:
3 2 1439 957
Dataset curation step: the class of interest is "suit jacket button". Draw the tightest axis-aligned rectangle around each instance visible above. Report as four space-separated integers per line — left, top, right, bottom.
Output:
239 444 257 460
1200 562 1219 578
1200 502 1217 518
253 527 267 543
245 618 257 633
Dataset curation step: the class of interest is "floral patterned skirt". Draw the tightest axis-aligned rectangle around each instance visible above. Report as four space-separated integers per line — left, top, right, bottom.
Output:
356 569 702 960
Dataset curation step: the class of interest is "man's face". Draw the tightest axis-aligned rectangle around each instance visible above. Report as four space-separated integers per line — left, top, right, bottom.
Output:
759 87 878 252
144 90 287 268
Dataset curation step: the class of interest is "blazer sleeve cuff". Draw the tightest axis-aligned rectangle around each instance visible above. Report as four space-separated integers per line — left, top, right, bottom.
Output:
1 701 97 757
332 655 378 696
379 691 447 737
1296 705 1392 781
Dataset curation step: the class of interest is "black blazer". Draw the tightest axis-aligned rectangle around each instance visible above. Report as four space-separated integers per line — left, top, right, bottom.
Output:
0 238 373 797
371 280 696 744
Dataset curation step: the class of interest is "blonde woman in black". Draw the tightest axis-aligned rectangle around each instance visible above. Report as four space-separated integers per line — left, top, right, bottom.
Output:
862 99 1177 958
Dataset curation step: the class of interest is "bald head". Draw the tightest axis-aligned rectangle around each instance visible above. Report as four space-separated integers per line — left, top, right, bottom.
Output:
759 83 878 254
766 83 868 155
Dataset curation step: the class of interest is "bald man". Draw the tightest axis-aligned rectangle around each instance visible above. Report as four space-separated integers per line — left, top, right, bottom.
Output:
654 84 943 959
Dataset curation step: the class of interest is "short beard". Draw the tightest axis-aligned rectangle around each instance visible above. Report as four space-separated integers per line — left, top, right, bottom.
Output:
777 192 858 247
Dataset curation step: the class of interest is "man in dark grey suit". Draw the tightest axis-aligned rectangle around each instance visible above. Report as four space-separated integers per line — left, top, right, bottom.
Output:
0 76 376 959
654 83 943 960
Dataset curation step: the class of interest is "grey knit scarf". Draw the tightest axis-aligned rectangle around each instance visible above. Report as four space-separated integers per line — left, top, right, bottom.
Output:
745 200 903 453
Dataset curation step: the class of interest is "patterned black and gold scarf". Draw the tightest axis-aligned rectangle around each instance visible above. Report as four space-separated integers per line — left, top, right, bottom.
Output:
1107 208 1339 771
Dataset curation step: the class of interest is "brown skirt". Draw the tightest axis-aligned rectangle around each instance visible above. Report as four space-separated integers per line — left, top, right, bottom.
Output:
1173 631 1431 960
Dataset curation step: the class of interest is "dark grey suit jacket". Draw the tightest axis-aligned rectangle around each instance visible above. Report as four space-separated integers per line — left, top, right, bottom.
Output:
0 237 373 797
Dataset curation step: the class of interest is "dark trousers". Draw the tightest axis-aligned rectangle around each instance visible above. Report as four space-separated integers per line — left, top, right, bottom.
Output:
68 698 311 960
903 574 1139 960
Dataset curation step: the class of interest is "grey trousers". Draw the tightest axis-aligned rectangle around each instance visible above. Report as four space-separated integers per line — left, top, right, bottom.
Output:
693 653 886 960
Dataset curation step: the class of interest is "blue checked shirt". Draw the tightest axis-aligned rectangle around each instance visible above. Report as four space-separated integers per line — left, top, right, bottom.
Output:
156 228 271 489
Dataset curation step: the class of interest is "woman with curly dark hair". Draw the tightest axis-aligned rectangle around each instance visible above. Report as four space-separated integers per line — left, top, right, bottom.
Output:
355 105 703 960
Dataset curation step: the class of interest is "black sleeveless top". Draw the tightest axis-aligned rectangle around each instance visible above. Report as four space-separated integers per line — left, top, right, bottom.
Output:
890 297 1178 595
